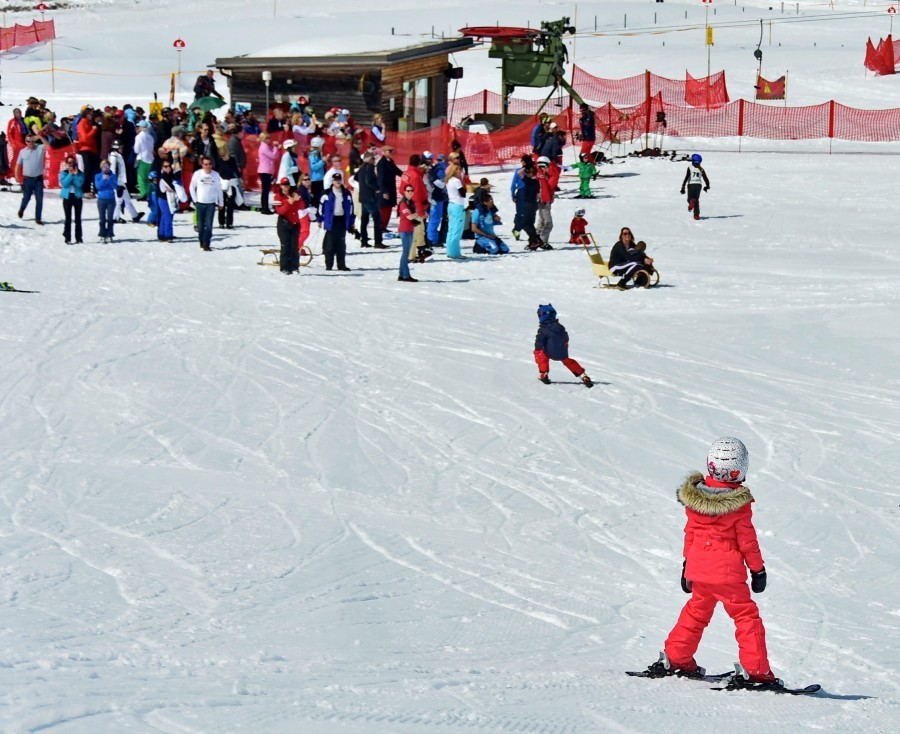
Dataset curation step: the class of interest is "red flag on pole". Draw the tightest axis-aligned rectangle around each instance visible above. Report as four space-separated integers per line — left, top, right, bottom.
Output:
755 75 786 100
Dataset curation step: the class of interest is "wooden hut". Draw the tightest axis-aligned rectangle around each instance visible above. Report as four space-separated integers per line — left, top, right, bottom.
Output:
215 37 472 132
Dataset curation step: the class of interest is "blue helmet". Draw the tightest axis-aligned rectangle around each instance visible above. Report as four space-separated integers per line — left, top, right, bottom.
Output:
691 153 702 164
537 304 557 324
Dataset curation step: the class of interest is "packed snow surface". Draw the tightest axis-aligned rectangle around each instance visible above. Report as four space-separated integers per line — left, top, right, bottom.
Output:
1 1 899 732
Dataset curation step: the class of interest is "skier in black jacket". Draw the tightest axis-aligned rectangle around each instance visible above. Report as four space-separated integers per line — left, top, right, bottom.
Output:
533 304 593 387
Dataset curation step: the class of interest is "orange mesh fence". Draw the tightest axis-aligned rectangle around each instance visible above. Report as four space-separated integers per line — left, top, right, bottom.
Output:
0 19 56 51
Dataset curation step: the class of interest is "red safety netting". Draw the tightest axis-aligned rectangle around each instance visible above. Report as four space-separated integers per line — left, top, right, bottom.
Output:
864 35 899 76
17 99 900 192
685 71 730 108
0 19 56 51
448 91 572 126
572 66 729 107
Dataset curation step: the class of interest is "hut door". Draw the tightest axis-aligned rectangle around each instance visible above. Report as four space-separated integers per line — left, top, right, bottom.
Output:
401 77 430 131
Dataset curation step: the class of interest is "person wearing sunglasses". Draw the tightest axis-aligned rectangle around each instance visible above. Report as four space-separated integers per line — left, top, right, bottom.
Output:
608 227 654 291
15 130 49 224
318 173 354 271
395 184 422 282
59 155 85 244
188 156 224 251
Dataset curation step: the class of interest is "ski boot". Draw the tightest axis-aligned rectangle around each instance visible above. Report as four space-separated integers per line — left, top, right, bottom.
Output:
643 652 706 679
525 237 543 251
724 663 783 691
580 373 594 388
539 372 552 385
539 241 554 251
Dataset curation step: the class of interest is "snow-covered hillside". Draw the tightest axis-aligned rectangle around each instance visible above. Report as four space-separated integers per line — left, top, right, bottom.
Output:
1 2 899 733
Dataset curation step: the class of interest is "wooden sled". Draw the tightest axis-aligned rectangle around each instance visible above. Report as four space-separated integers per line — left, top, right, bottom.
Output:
258 248 280 266
580 236 660 289
258 246 314 267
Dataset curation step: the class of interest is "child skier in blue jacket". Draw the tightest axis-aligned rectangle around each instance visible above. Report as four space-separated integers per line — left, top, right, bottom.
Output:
533 305 593 387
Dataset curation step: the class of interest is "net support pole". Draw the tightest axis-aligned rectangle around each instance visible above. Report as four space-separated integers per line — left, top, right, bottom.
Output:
828 99 835 154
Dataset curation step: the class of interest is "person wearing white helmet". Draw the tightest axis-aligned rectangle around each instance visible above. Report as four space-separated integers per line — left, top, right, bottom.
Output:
569 207 589 245
308 136 326 204
277 138 299 186
533 156 558 250
637 437 779 689
680 153 710 221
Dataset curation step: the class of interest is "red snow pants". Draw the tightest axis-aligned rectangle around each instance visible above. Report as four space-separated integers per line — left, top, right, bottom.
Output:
533 349 584 377
664 581 772 679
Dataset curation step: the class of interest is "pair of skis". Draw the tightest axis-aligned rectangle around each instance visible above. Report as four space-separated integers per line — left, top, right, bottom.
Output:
0 282 39 294
626 664 821 696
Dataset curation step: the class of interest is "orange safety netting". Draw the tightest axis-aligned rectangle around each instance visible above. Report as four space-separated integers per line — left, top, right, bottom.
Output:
864 35 899 76
0 19 56 52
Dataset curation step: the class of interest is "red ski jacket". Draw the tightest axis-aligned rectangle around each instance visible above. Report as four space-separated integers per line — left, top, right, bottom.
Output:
678 472 765 585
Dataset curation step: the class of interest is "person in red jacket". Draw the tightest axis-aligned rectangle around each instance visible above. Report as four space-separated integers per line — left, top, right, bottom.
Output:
273 177 307 275
77 110 101 195
646 437 776 685
400 154 431 263
569 209 590 245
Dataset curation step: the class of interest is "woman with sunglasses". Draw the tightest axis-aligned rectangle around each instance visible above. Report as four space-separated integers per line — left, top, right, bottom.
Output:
608 227 654 291
273 177 304 275
59 155 85 244
396 184 422 281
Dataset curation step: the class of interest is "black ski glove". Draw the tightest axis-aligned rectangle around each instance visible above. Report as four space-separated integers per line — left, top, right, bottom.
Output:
751 567 767 593
703 186 710 192
680 188 685 195
680 560 692 594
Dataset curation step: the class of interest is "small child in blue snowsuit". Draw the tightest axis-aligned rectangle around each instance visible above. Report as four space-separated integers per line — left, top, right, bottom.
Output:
533 304 593 387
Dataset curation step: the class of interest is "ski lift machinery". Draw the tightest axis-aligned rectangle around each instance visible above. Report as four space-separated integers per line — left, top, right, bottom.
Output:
460 18 585 127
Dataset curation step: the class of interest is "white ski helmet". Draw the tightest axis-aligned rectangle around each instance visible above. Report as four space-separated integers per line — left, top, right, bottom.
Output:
537 155 551 167
706 437 749 483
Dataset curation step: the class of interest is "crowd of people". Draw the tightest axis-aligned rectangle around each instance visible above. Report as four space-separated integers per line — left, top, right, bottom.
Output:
3 80 669 286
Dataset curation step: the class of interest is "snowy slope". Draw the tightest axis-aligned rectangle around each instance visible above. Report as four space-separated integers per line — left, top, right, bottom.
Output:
2 2 900 733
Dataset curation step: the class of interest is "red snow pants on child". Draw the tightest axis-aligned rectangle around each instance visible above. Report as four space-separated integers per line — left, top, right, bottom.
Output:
533 349 584 377
664 581 772 678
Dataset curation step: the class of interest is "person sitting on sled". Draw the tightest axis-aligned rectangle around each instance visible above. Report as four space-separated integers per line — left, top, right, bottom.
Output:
569 208 590 245
571 152 598 199
533 304 593 387
644 437 778 685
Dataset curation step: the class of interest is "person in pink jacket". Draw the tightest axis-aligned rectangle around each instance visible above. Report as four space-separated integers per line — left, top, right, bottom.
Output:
642 437 777 686
257 132 280 215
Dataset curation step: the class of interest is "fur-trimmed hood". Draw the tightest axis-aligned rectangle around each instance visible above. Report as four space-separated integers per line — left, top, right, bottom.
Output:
677 471 754 517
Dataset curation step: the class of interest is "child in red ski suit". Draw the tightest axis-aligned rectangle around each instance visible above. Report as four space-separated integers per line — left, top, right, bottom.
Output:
662 437 775 682
569 210 590 245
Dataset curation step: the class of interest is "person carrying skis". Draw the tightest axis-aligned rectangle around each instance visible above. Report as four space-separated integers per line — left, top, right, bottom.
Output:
533 305 593 387
645 437 777 685
680 153 710 220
